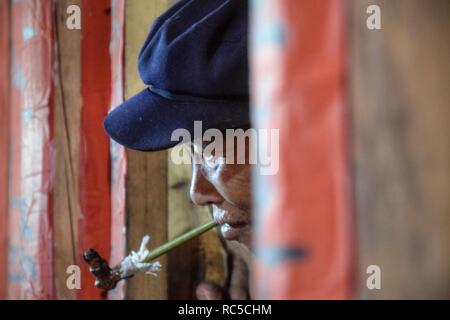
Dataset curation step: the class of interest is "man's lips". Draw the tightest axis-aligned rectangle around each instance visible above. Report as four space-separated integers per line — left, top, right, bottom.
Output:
219 222 250 241
213 207 250 241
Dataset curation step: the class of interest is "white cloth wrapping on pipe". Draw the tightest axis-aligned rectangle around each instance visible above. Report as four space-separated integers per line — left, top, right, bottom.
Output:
119 235 161 278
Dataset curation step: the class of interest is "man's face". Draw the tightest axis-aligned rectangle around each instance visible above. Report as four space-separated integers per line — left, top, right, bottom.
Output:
188 138 252 250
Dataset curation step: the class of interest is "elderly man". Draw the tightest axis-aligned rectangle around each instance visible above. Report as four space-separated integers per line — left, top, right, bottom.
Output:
104 0 251 299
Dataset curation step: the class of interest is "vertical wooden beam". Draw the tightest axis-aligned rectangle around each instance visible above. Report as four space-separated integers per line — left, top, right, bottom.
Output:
124 0 171 300
251 0 353 299
53 0 82 300
108 0 127 300
350 0 450 298
78 0 112 300
126 150 168 299
0 0 10 300
8 0 55 299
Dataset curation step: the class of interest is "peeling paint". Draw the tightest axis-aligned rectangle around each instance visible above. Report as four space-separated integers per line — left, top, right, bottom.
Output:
7 0 54 299
107 0 126 301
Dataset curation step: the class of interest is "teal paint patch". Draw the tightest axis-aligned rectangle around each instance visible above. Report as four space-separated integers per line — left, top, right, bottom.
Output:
257 246 308 266
253 23 286 47
12 67 26 92
22 108 33 122
22 26 37 41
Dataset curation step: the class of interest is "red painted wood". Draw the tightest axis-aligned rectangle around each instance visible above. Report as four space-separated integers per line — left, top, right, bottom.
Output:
0 0 10 300
251 0 354 299
78 0 113 300
7 0 55 299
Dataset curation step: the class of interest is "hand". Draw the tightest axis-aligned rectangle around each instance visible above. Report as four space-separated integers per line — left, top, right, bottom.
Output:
196 245 250 300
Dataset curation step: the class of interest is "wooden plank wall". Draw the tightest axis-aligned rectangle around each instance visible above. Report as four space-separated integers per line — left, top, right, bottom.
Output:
53 0 83 300
54 0 128 300
124 0 171 300
350 0 450 299
54 0 122 300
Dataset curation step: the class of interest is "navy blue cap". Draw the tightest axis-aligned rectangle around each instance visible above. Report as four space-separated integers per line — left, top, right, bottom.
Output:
104 0 249 151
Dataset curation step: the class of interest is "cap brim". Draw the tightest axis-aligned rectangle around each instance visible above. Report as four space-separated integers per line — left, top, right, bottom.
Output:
104 88 249 151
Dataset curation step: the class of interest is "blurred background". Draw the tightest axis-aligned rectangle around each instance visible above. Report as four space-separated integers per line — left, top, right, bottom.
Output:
0 0 449 299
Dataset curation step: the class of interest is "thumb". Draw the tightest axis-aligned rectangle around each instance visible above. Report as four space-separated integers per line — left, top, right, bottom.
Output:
196 282 224 300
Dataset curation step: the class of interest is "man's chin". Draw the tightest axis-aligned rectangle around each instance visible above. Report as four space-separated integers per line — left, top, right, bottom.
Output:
221 225 252 252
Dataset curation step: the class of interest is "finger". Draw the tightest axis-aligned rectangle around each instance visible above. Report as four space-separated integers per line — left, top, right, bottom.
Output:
228 254 249 300
196 282 224 300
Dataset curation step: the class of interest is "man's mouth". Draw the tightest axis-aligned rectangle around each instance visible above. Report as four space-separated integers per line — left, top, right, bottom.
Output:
212 208 250 241
219 221 250 241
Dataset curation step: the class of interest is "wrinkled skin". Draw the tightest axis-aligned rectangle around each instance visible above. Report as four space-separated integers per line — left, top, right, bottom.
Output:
188 138 252 299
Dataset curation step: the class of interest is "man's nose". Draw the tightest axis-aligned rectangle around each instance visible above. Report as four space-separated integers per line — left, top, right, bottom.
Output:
190 165 222 206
